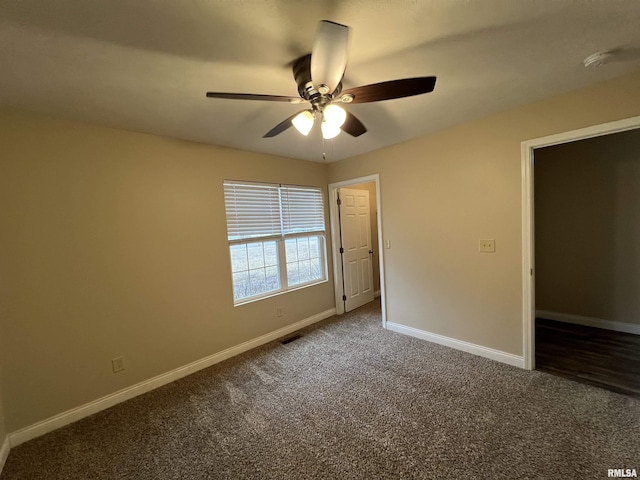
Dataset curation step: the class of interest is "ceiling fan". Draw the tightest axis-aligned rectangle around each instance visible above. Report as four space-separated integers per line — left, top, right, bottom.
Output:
206 20 436 139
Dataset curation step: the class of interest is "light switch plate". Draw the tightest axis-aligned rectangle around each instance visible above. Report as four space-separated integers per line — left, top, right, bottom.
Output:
479 239 495 253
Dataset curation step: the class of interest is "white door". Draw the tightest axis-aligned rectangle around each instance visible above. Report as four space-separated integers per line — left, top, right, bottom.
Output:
339 188 375 312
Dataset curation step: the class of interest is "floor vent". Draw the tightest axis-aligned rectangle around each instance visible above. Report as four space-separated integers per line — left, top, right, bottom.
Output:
280 333 303 344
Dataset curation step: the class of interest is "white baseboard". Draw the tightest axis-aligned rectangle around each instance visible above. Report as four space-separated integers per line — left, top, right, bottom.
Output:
385 322 524 368
9 308 336 448
374 290 381 299
0 436 9 475
536 310 640 335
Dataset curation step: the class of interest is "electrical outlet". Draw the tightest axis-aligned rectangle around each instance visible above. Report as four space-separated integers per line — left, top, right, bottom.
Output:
479 239 496 253
112 356 125 373
276 307 283 317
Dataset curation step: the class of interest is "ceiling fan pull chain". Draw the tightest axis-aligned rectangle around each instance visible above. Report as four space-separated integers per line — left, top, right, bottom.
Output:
322 135 326 161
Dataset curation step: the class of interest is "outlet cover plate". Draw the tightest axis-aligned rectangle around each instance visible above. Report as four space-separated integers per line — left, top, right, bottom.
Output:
479 239 496 253
112 356 125 373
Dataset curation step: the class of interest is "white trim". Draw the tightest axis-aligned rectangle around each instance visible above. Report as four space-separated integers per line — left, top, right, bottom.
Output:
328 174 387 328
8 308 335 447
521 139 535 370
536 310 640 336
374 290 381 298
521 115 640 371
386 322 524 368
0 436 9 475
329 186 344 315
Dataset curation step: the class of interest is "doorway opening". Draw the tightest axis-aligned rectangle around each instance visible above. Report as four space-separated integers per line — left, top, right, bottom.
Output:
521 115 640 371
328 175 386 327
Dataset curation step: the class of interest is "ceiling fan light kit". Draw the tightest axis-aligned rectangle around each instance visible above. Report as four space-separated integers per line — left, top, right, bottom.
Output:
323 104 347 128
205 20 437 141
321 121 341 139
292 105 347 139
292 110 315 136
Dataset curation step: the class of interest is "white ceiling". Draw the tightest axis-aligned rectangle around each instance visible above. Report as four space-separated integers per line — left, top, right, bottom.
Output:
1 1 639 163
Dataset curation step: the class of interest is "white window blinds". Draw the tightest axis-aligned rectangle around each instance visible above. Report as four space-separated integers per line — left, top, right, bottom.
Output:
224 181 325 241
280 185 325 234
224 182 282 241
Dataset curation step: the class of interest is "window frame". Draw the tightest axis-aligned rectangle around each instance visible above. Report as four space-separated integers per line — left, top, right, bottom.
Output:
223 181 328 305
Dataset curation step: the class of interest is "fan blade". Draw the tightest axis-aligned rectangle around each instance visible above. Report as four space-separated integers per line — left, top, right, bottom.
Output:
311 20 350 94
263 111 305 138
206 92 304 103
341 111 367 137
340 77 436 104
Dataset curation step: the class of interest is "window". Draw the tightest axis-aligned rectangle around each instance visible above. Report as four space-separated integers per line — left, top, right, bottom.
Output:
224 181 327 304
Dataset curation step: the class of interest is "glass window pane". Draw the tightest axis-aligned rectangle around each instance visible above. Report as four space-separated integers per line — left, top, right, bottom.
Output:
263 241 278 266
285 235 325 288
265 265 280 291
232 271 250 300
247 242 265 269
287 261 300 286
298 259 311 284
310 258 322 280
309 236 320 258
285 238 298 262
297 237 310 260
230 240 283 301
230 244 248 272
249 269 267 296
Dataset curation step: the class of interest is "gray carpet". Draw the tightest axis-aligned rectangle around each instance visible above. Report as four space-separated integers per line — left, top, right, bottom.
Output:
2 300 639 479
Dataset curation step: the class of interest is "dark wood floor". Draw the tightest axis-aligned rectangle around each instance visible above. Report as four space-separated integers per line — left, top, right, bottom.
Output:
535 318 640 397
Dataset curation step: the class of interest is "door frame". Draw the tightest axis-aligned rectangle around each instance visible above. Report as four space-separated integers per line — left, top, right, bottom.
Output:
328 174 387 327
521 114 640 370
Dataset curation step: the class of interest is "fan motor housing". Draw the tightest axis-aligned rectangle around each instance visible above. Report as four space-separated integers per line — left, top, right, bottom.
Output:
292 54 341 108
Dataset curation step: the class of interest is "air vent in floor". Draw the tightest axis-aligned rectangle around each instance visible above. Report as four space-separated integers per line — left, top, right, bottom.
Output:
280 333 303 344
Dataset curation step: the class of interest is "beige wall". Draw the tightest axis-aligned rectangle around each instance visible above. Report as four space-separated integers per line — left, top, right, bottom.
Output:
347 182 380 293
328 70 640 356
2 70 640 436
0 109 335 432
535 129 640 324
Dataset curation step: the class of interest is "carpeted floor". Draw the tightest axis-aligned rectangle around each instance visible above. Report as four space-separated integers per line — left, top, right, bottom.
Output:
2 300 639 479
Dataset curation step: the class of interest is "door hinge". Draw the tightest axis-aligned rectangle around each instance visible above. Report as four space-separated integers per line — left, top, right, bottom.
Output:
342 295 347 302
340 247 344 254
531 268 533 276
337 197 341 205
